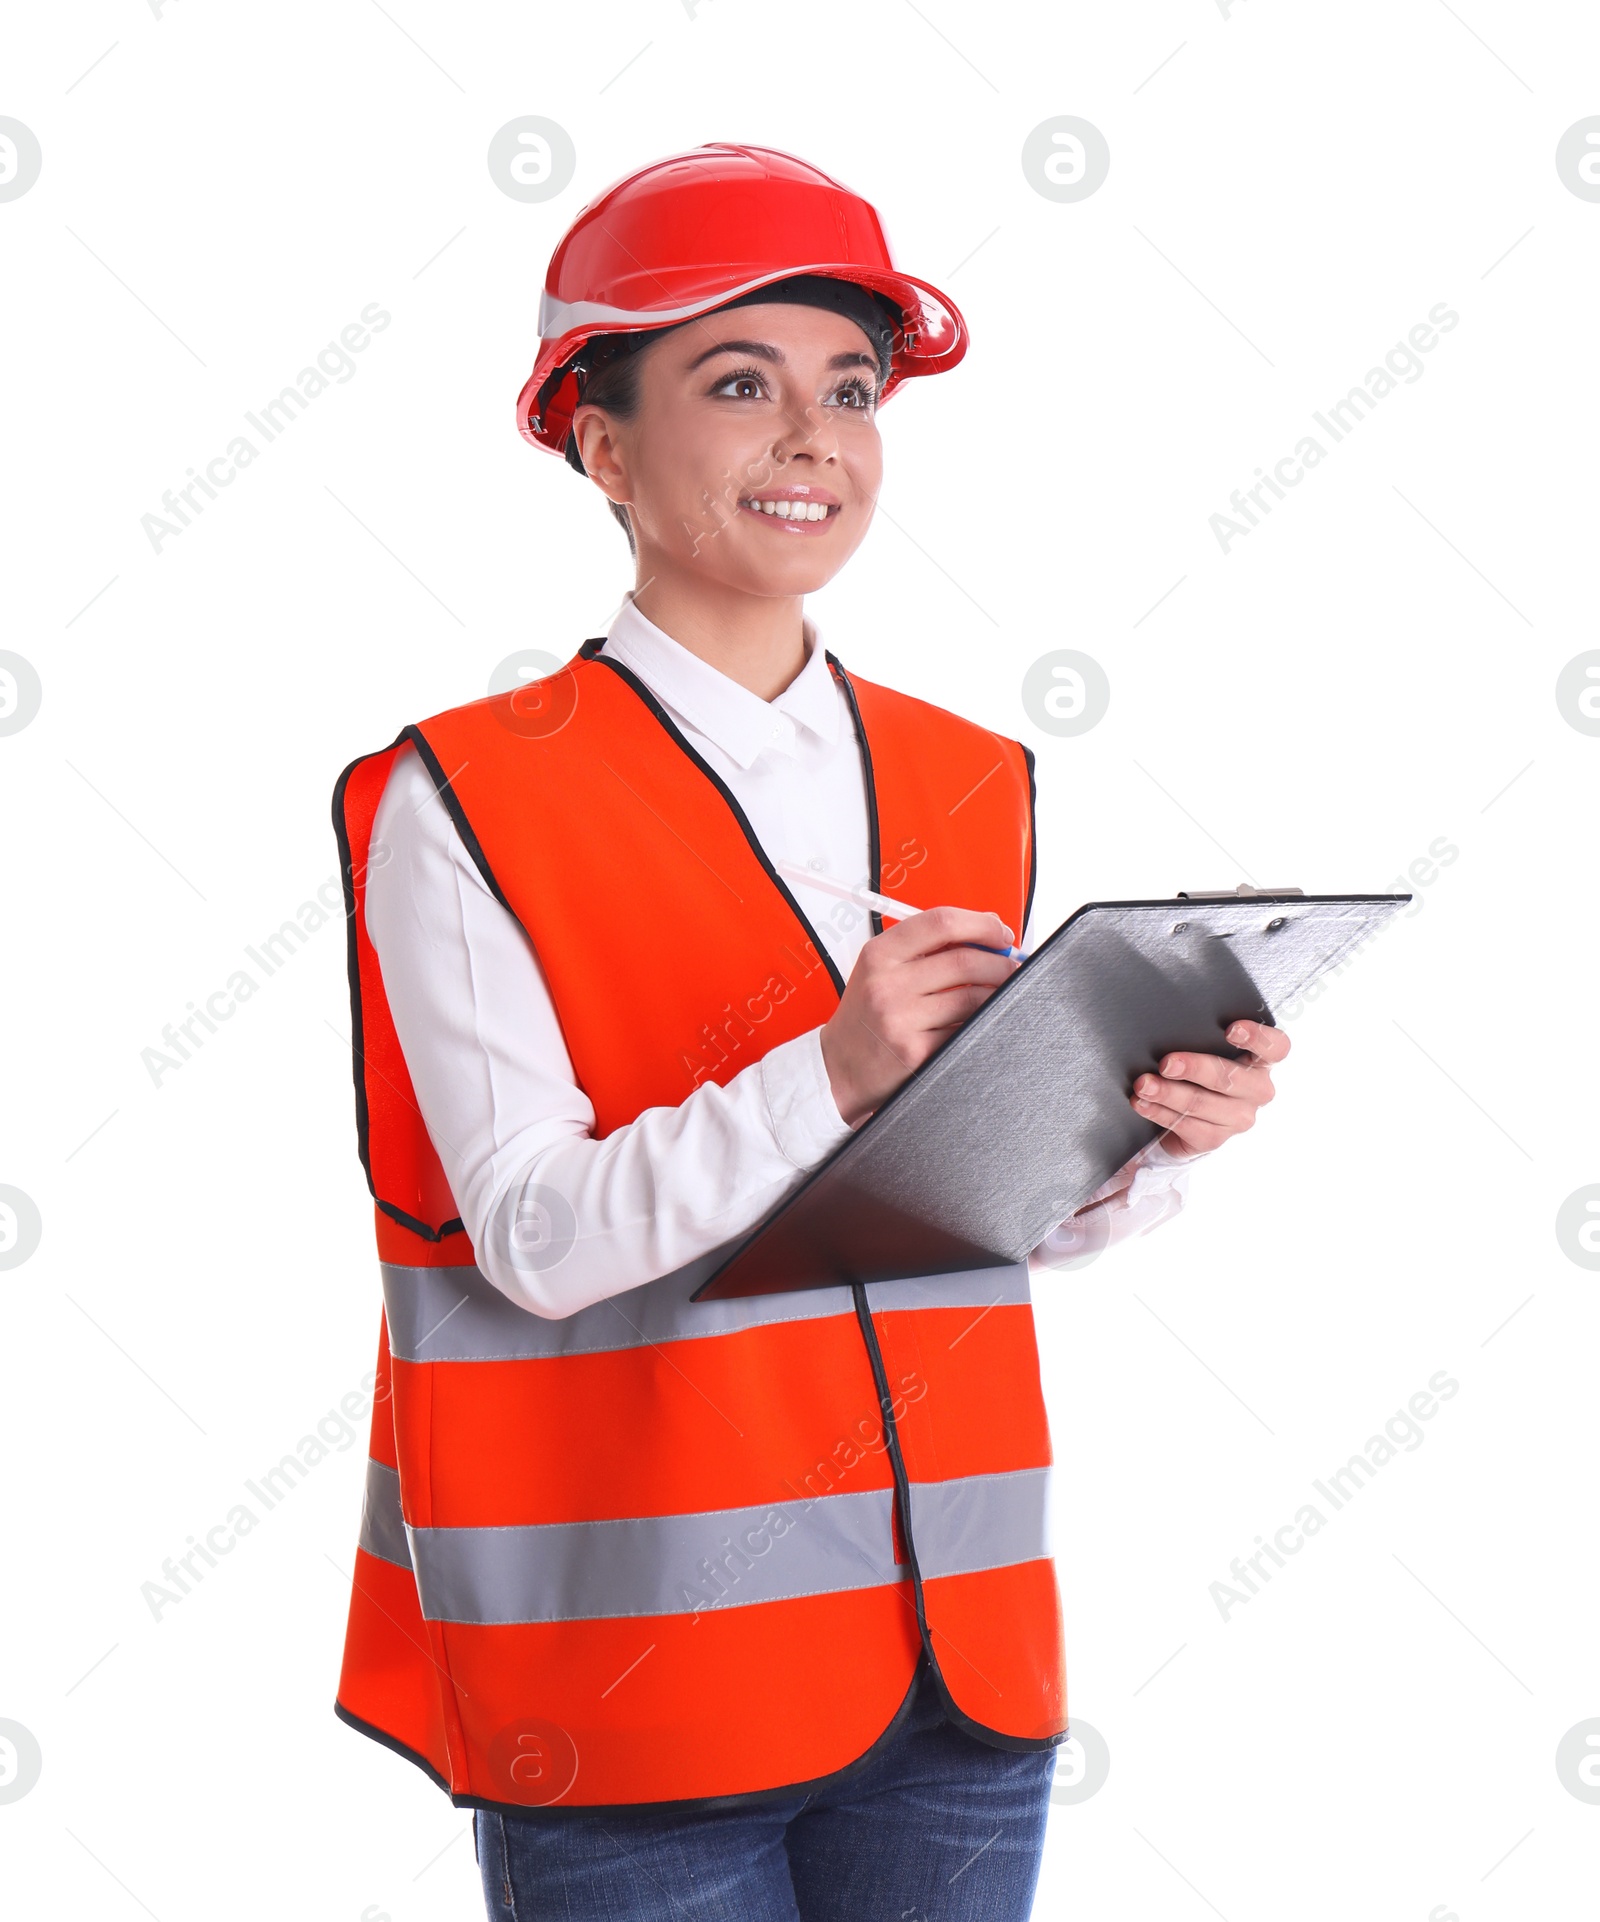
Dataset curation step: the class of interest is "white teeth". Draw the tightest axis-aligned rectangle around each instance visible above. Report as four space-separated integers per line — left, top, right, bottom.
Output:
747 498 832 520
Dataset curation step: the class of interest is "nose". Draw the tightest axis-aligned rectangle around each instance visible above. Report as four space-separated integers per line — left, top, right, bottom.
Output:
775 396 840 468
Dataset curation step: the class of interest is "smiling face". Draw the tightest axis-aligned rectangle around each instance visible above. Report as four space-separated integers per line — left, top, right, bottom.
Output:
571 299 886 601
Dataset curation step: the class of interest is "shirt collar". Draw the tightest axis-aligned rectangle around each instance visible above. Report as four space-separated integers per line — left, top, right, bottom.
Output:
599 591 844 770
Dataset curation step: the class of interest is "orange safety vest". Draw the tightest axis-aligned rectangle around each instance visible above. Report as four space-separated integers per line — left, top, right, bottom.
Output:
330 637 1067 1816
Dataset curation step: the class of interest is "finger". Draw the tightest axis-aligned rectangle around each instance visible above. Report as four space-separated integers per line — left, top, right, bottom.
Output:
1152 1049 1276 1102
894 943 1020 1001
1223 1017 1291 1064
879 903 1017 959
1132 1078 1250 1131
1129 1094 1232 1151
852 989 1008 1072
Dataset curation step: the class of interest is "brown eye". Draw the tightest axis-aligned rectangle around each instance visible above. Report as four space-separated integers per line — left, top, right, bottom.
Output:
712 365 769 401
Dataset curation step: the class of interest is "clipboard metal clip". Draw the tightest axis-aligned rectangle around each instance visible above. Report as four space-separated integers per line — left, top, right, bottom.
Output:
1175 884 1305 900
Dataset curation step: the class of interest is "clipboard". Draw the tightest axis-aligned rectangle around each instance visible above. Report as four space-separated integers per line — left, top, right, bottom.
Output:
691 890 1411 1301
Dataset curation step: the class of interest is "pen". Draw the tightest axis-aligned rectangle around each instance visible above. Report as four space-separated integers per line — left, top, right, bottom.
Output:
776 862 1027 960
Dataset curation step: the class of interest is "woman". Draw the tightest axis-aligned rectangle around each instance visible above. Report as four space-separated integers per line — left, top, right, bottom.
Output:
331 142 1285 1921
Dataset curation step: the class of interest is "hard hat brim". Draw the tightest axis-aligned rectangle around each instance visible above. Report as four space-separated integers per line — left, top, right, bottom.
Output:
516 262 967 456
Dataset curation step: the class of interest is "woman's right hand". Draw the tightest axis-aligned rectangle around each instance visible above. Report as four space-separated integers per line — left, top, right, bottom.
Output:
818 906 1021 1128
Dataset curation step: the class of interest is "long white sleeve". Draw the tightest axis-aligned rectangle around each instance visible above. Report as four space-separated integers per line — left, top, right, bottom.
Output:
365 744 854 1318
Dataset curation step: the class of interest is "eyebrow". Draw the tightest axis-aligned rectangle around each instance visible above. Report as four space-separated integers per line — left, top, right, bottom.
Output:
684 337 879 377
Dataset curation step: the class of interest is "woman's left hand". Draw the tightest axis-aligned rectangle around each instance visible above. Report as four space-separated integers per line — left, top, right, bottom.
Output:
1130 1017 1290 1159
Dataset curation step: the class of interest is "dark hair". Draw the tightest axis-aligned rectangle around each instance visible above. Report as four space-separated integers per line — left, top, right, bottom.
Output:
560 342 651 553
555 275 903 558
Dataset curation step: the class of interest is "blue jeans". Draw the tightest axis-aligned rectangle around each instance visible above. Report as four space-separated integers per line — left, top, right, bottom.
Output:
473 1655 1055 1919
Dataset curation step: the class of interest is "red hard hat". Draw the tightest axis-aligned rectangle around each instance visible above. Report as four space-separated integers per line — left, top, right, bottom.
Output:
516 142 969 456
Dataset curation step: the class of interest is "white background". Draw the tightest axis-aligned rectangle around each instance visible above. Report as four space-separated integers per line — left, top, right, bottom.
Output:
3 1 1597 1917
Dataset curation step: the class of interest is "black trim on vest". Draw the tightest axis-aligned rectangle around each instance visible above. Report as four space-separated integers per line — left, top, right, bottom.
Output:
332 734 465 1243
374 1200 466 1242
1021 742 1039 942
826 653 885 941
579 648 848 999
335 1653 939 1821
850 1287 1065 1756
334 1698 455 1795
392 644 611 989
401 722 516 919
332 747 378 1201
831 653 1034 953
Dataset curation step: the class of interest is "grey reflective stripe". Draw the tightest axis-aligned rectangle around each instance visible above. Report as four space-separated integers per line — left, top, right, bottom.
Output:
382 1257 1031 1365
409 1487 903 1626
402 1465 1051 1626
869 1269 1030 1316
907 1466 1051 1581
359 1459 412 1572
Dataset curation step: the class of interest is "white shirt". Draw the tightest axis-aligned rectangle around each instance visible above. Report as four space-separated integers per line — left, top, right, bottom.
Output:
365 592 1204 1318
